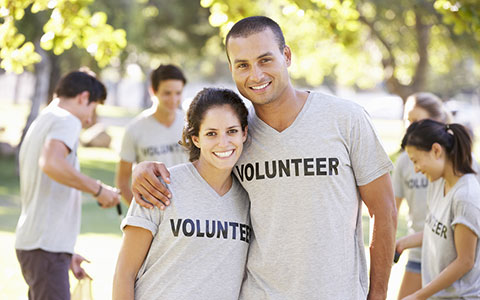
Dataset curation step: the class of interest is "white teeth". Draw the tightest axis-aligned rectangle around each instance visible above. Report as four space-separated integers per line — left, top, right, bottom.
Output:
251 82 269 90
214 150 233 158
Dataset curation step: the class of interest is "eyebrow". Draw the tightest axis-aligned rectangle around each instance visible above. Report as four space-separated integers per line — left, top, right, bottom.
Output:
204 125 241 131
233 51 274 64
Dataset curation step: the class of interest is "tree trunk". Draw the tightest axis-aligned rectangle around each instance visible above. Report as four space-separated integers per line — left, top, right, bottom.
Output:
47 53 61 104
15 46 52 171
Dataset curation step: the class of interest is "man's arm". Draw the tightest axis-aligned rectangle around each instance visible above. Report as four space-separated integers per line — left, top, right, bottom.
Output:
115 160 133 205
39 139 120 207
131 161 172 209
359 173 397 300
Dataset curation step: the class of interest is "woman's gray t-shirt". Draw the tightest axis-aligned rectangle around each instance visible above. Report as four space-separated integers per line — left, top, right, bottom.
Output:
121 163 250 300
423 174 480 299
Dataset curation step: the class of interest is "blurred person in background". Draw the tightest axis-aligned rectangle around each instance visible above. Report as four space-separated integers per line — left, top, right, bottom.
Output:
15 70 120 300
115 64 188 205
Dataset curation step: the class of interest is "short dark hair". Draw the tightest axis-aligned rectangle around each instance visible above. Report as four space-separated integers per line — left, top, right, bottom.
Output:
180 88 248 162
54 71 107 104
225 16 286 62
401 119 475 176
150 64 187 93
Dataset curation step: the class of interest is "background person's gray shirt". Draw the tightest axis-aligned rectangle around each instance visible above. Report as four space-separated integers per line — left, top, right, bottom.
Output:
393 151 428 263
15 103 82 254
234 92 393 300
121 163 250 300
422 174 480 299
119 108 187 167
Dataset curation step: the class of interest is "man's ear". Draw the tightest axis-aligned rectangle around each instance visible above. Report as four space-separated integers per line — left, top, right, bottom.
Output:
192 135 200 148
431 142 444 159
77 91 90 105
283 45 292 67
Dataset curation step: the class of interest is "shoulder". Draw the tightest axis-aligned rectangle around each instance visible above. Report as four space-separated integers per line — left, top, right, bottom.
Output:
45 106 81 130
125 109 155 129
167 163 193 187
309 91 364 114
395 152 411 168
453 174 480 205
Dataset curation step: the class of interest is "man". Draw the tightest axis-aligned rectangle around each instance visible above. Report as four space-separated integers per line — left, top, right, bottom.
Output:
15 70 120 300
131 17 397 299
115 64 188 204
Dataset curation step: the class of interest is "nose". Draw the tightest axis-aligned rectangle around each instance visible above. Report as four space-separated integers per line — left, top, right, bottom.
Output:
218 133 230 147
249 64 263 82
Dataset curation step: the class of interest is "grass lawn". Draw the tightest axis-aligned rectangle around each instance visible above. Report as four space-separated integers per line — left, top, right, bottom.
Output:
1 102 472 299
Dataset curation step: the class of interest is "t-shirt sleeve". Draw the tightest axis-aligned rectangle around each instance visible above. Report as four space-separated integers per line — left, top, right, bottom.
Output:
46 116 81 151
392 156 406 198
452 197 480 238
349 107 393 186
121 200 161 236
119 126 136 163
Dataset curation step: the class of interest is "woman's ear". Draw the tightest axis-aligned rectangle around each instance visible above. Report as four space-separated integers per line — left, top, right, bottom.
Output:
192 135 200 148
431 142 444 159
242 125 248 143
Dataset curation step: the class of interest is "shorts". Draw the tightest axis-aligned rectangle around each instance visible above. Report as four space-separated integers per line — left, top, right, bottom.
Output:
405 260 421 274
16 248 72 300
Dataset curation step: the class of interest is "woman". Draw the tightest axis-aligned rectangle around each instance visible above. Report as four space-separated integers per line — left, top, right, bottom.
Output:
113 88 250 300
396 119 480 299
393 93 451 298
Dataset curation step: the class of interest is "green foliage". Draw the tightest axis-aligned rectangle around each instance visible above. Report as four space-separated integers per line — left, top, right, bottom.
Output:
0 0 126 73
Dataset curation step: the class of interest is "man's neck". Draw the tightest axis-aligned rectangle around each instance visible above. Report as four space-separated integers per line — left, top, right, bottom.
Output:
253 88 309 132
152 105 176 127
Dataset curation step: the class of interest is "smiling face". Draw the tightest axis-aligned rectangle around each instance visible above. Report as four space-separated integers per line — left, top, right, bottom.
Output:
192 105 247 172
227 28 291 106
405 144 446 182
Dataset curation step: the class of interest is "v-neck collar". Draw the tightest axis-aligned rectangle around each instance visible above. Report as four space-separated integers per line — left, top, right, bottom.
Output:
185 163 238 200
250 91 313 135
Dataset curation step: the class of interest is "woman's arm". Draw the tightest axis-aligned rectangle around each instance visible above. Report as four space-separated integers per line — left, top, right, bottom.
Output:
396 231 423 254
402 224 478 300
113 226 154 300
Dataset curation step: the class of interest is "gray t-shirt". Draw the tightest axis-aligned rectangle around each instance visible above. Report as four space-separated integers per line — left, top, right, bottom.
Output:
393 151 428 262
234 92 393 300
422 174 480 299
121 163 251 300
120 108 187 167
15 103 82 254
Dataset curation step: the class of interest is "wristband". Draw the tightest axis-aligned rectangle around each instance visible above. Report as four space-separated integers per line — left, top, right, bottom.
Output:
94 180 103 197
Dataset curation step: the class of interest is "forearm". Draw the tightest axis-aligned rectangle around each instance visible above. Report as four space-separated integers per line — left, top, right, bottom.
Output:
116 176 133 205
42 158 99 195
116 161 133 204
368 212 397 299
415 259 473 299
397 232 423 253
112 270 135 300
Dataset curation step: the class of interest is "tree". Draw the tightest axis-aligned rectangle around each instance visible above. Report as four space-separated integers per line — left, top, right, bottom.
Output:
0 0 126 165
0 0 126 73
200 0 480 101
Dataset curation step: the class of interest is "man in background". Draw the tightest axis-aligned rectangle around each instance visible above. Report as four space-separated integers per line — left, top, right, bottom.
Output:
15 70 120 300
115 64 188 204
